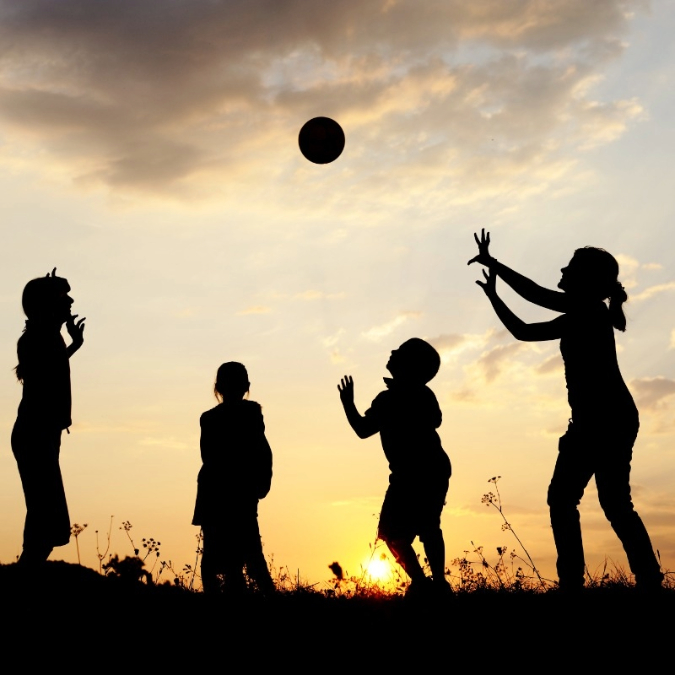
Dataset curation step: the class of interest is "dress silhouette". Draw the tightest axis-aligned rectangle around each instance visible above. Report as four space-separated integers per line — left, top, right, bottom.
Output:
192 362 275 595
470 230 663 591
12 270 85 566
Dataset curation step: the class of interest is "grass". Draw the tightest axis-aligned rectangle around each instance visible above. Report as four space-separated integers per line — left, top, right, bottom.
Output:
2 474 672 667
2 472 673 668
59 475 673 597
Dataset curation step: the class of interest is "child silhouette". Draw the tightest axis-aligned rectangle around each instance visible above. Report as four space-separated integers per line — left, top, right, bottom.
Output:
192 362 275 595
338 338 452 595
12 269 85 566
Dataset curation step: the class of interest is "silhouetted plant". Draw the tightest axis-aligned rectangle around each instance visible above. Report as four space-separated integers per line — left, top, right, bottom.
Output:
157 530 203 590
95 516 114 574
449 477 551 592
103 554 152 584
481 476 546 589
70 523 88 565
120 520 138 555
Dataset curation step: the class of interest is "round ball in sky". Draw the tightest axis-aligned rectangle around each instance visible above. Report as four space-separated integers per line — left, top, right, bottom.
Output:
298 117 345 164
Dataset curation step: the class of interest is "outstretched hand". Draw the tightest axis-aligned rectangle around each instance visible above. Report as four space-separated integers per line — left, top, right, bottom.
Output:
66 314 86 350
468 228 493 267
338 376 354 405
475 268 497 297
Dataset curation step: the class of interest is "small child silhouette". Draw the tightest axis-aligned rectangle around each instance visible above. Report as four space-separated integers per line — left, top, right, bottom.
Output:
338 338 452 595
192 362 275 595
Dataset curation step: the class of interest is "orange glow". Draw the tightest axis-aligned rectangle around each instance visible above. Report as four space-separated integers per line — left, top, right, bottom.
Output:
365 554 393 582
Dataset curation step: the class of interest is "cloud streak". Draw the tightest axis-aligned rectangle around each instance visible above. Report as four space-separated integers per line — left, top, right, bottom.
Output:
362 310 422 341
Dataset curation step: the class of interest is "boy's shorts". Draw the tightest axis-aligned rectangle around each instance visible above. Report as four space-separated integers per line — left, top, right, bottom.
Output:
377 473 449 545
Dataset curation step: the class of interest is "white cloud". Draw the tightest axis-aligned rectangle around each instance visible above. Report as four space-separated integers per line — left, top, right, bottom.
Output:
630 282 675 303
362 311 421 341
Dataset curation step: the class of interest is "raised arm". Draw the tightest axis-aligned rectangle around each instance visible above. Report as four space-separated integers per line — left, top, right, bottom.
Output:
469 229 569 313
65 314 86 357
337 376 379 439
476 268 565 342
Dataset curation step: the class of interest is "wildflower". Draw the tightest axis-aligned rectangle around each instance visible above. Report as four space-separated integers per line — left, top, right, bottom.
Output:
328 561 344 581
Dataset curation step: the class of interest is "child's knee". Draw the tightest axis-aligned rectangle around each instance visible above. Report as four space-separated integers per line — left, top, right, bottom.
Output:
383 536 413 559
419 526 443 544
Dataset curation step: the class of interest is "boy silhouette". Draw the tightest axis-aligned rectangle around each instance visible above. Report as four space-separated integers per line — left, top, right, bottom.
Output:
338 338 451 595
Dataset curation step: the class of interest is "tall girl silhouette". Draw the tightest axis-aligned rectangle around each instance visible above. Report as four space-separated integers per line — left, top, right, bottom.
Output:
469 230 662 591
12 270 85 566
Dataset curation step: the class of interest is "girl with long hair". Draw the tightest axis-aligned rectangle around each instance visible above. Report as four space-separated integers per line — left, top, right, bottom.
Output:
12 269 85 566
469 231 662 591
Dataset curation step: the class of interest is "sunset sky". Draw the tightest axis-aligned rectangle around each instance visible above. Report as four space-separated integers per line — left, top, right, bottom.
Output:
1 0 674 587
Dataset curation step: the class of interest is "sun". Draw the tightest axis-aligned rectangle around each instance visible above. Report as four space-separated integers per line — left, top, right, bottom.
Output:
365 554 392 582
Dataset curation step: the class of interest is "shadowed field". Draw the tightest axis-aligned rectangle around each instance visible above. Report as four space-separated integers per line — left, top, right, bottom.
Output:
2 561 671 667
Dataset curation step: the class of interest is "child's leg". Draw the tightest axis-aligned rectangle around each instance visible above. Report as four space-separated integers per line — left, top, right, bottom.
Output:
421 527 446 582
379 482 428 584
243 515 275 595
386 538 426 583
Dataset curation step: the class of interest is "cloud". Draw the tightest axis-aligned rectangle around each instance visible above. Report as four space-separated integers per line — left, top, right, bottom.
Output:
630 377 675 411
477 342 527 382
630 282 675 303
362 310 421 341
322 329 345 348
138 436 190 451
0 0 647 199
615 253 640 289
295 290 345 300
536 353 563 375
236 305 272 315
328 349 346 365
428 333 469 352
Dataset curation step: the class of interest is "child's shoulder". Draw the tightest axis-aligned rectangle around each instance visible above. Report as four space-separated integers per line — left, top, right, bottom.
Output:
200 400 262 422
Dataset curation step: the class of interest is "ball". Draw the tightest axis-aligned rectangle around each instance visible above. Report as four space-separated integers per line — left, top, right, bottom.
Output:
298 117 345 164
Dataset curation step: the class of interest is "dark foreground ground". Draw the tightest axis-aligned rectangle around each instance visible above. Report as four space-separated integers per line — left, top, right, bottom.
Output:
1 561 672 667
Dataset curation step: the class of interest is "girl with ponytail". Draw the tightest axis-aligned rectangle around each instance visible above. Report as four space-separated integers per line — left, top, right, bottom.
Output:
469 231 662 592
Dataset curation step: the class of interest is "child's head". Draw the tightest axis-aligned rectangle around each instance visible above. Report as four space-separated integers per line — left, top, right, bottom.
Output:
22 270 72 324
558 246 628 331
558 247 621 300
386 338 440 385
214 362 250 401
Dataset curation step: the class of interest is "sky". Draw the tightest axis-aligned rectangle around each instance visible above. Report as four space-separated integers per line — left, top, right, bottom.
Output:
0 0 674 588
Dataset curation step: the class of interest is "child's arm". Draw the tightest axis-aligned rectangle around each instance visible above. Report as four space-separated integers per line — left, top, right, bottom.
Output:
468 229 569 313
256 433 273 499
476 268 565 342
338 376 378 439
65 314 86 357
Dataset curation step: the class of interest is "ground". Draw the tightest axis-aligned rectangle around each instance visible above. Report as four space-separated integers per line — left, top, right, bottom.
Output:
0 561 670 667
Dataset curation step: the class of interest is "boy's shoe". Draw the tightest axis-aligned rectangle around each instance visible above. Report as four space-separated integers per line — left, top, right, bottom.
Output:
432 578 455 597
405 577 434 600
